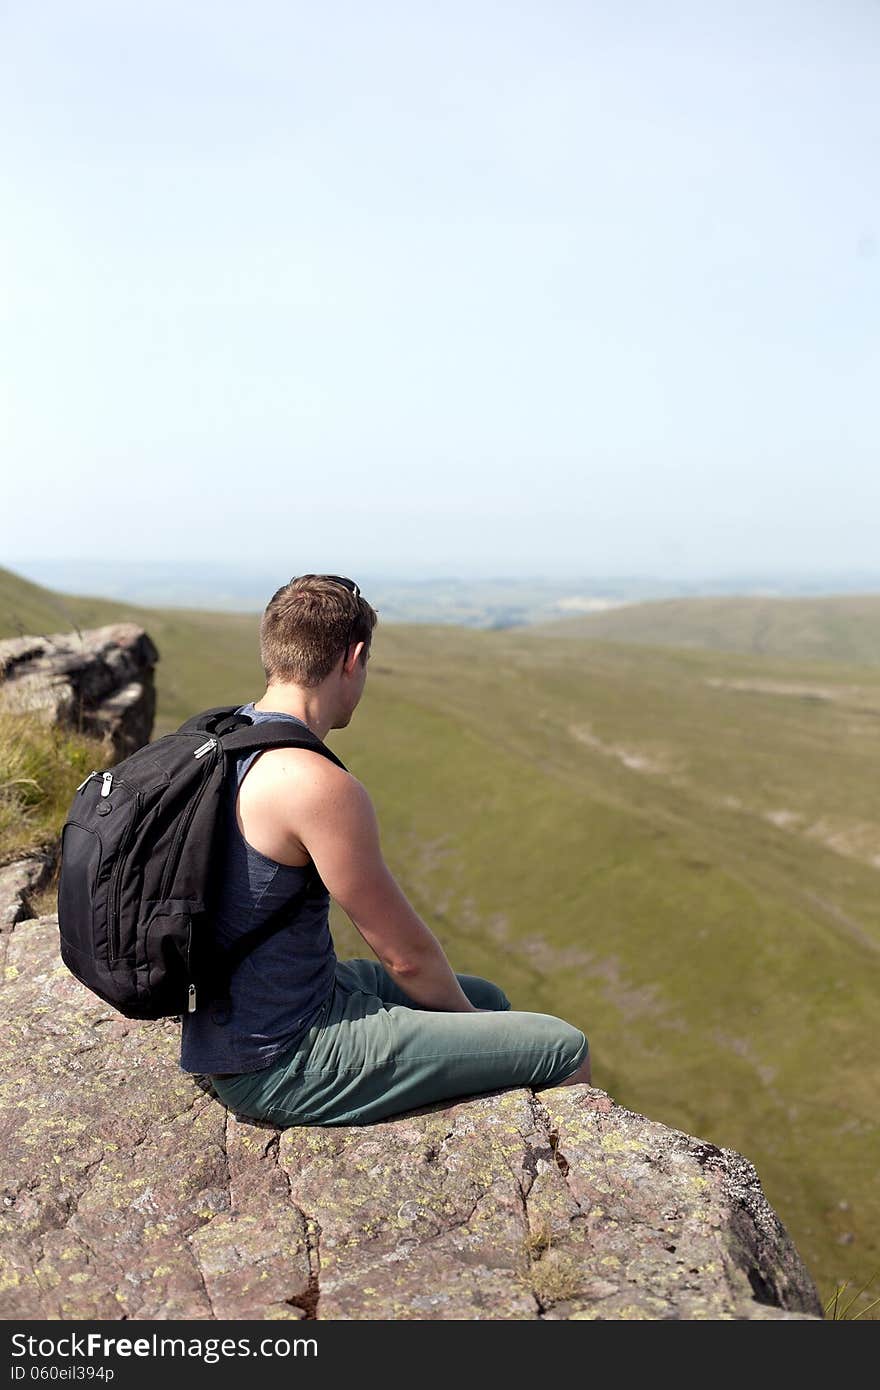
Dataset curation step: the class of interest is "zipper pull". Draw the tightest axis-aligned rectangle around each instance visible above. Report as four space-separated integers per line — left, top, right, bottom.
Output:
187 984 197 1012
76 771 97 793
193 738 217 759
100 772 114 798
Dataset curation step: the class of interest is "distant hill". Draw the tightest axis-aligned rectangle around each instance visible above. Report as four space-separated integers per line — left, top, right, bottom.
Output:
2 562 878 1308
529 594 880 665
0 565 126 638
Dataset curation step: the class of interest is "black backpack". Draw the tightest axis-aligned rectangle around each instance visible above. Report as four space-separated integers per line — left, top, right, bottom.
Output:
56 704 348 1021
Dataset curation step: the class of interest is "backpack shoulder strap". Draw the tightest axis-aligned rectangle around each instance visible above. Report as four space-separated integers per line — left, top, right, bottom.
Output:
176 706 349 770
176 705 242 736
220 720 348 771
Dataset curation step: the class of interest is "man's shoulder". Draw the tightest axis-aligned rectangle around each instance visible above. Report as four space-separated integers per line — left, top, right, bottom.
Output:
236 745 369 858
247 744 362 796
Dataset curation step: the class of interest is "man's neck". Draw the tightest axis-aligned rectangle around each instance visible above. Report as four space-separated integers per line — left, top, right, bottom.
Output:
253 686 334 743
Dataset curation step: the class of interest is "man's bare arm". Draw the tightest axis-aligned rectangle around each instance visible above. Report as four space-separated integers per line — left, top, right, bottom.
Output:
295 765 476 1012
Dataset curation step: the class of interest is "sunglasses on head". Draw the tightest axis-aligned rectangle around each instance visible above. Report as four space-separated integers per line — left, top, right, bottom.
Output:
323 575 362 666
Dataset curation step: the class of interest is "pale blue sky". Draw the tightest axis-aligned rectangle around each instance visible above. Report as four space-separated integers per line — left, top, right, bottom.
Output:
2 1 878 581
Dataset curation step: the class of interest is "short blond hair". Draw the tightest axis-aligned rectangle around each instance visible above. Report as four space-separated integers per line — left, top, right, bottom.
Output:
260 575 378 687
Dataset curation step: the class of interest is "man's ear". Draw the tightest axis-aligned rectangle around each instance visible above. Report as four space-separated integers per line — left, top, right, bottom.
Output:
343 641 365 674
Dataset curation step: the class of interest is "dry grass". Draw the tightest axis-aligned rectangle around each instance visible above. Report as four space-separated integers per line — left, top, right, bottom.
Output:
0 711 109 866
824 1272 880 1320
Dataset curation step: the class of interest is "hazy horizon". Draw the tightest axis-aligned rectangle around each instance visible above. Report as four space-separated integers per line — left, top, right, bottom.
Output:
6 555 880 624
4 1 878 578
9 554 880 586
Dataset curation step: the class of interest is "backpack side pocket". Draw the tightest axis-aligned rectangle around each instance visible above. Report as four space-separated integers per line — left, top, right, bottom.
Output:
58 822 102 963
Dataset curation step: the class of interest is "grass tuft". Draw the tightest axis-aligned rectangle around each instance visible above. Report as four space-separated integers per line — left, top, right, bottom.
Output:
823 1271 879 1320
0 711 110 866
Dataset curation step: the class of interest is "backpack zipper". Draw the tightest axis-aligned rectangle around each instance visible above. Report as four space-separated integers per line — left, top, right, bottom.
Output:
107 788 141 965
157 738 219 902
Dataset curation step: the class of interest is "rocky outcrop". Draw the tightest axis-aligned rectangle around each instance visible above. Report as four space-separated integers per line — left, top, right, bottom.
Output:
0 625 158 759
0 856 53 937
0 909 822 1321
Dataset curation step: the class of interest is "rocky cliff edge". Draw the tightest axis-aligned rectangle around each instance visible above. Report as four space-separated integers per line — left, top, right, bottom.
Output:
0 896 822 1321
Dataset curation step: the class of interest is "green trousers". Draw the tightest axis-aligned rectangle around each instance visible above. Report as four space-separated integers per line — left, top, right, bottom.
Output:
209 957 588 1127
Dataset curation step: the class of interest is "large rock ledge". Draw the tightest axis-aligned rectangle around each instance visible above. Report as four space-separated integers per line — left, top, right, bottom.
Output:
0 914 822 1321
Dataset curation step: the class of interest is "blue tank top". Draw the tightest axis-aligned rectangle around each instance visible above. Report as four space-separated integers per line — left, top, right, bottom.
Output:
179 703 337 1075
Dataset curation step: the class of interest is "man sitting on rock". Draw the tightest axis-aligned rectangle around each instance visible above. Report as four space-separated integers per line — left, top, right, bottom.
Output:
180 573 591 1125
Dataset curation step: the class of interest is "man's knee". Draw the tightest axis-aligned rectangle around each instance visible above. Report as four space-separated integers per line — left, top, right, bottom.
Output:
558 1047 592 1087
536 1024 590 1090
486 981 511 1011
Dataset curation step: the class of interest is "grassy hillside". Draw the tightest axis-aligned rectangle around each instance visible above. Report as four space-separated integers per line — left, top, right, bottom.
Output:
0 565 126 638
2 565 877 1310
530 594 880 665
